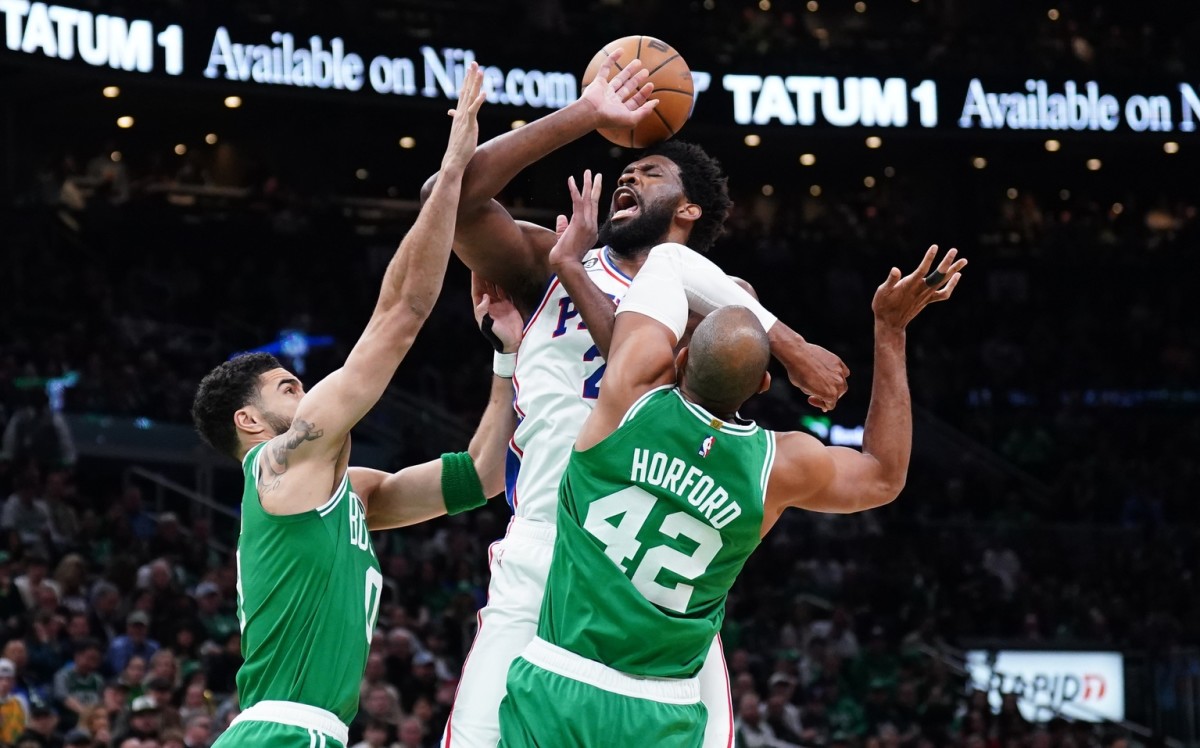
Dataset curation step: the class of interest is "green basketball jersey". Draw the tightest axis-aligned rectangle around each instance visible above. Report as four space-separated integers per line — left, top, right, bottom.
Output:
235 443 383 725
539 386 774 679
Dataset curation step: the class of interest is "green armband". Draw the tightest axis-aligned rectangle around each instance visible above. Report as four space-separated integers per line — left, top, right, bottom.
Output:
441 451 487 515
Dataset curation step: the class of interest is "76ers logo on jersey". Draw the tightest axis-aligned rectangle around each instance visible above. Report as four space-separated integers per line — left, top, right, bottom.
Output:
698 436 715 458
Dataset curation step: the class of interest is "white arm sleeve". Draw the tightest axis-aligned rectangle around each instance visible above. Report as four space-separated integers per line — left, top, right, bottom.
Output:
615 245 689 342
652 242 779 332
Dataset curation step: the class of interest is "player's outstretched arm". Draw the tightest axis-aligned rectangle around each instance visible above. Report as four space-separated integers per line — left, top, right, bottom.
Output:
647 242 851 412
763 247 967 526
574 245 688 452
420 52 658 310
355 275 521 530
268 65 486 473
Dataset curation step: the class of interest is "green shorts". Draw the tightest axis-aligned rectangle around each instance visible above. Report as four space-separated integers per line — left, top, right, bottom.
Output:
498 639 706 748
213 714 346 748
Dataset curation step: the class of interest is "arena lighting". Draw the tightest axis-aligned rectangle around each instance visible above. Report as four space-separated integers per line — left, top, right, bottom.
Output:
854 1 866 12
799 153 816 166
703 0 714 9
743 134 761 146
1112 203 1124 215
355 168 369 180
110 151 121 162
1059 189 1071 200
1045 139 1061 152
102 85 119 98
510 120 526 129
1086 158 1102 171
806 0 818 10
205 133 218 144
1164 141 1180 154
972 156 987 169
761 184 774 196
863 176 876 188
865 135 882 148
245 330 335 376
1048 8 1060 21
758 0 771 10
174 144 187 155
883 166 895 177
398 136 416 149
1007 188 1018 199
116 115 133 128
809 185 822 197
224 95 242 108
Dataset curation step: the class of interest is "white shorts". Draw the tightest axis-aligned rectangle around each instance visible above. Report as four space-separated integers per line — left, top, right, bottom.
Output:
441 516 734 748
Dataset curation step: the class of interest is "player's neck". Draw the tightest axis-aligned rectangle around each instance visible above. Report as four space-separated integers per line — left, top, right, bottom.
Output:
606 246 652 278
678 382 739 423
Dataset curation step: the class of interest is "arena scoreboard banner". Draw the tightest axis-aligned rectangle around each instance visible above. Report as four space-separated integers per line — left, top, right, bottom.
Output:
3 0 1199 134
965 650 1126 723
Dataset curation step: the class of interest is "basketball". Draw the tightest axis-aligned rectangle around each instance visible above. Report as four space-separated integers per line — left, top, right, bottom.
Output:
582 35 694 148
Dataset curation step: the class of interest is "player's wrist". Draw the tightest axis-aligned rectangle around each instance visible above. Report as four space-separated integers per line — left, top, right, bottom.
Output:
493 351 517 377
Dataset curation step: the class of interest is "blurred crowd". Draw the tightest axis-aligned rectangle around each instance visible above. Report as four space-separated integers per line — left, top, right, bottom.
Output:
4 28 1200 740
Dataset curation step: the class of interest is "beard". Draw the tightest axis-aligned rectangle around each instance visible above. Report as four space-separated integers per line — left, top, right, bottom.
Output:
261 409 293 436
597 198 676 255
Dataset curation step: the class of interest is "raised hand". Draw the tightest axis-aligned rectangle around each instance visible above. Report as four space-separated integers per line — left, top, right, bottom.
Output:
580 51 658 130
785 342 851 413
441 61 487 175
472 273 523 354
872 245 967 330
548 170 603 270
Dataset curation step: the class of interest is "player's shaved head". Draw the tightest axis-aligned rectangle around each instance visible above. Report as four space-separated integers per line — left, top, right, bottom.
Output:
681 306 770 416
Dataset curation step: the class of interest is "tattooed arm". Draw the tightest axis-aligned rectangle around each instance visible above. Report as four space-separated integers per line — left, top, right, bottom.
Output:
254 65 486 513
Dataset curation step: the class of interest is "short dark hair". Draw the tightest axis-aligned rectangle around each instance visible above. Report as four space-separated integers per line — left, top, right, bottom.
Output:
192 353 282 460
642 140 732 253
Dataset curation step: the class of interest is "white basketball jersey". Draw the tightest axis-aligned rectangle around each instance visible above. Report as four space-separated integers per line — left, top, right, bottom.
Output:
507 247 632 523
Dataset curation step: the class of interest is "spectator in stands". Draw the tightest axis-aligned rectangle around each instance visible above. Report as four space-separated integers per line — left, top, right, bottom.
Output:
736 691 799 748
83 583 118 646
0 657 30 744
18 701 61 747
120 488 156 545
3 476 53 557
191 584 234 648
145 677 181 732
52 638 104 727
0 553 27 640
53 555 88 616
44 474 81 555
80 703 113 744
351 720 394 748
397 716 425 748
180 713 212 748
115 694 161 745
0 390 76 470
107 611 160 675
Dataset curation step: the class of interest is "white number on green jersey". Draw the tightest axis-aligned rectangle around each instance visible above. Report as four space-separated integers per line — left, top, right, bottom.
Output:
582 486 723 613
364 567 383 643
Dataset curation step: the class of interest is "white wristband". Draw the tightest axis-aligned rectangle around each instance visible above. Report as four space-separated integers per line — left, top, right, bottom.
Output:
493 352 516 378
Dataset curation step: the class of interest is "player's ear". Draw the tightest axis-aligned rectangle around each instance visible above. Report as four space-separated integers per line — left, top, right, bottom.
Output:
234 407 266 436
758 371 771 395
676 201 701 224
674 347 690 378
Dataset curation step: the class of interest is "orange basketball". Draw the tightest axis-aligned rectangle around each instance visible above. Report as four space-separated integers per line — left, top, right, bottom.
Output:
582 36 694 148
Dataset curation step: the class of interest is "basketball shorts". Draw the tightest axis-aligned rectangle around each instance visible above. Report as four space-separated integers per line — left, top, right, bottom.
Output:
441 517 733 748
213 701 347 748
498 637 706 748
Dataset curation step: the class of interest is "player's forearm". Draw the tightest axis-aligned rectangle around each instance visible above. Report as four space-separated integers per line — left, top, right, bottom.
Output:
467 374 517 498
375 168 466 320
859 323 911 498
457 100 599 210
552 261 617 357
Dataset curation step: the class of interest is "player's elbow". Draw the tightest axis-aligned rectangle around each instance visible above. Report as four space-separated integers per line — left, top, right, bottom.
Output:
863 474 905 510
